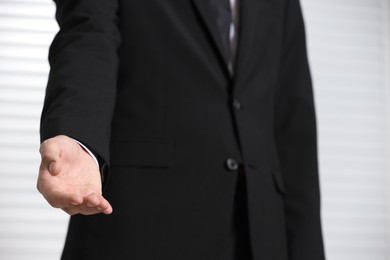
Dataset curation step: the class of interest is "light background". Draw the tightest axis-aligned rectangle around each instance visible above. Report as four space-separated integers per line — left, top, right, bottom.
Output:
0 0 389 259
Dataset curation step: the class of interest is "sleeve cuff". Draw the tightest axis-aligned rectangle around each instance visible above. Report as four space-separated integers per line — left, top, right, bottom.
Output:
74 140 100 170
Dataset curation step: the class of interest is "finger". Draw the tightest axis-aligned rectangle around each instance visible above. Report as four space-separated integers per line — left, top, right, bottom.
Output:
83 193 113 215
62 202 111 216
48 161 62 176
76 204 104 215
40 138 61 161
62 207 79 216
62 204 102 216
84 193 101 208
40 139 62 176
68 204 101 216
63 206 103 216
45 190 84 209
38 159 61 177
98 198 113 215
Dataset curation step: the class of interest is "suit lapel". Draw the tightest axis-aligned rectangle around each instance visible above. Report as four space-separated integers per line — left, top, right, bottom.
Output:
191 0 230 74
233 0 259 92
191 0 263 85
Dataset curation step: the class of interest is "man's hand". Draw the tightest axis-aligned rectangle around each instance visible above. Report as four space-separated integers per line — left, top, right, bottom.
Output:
37 135 112 215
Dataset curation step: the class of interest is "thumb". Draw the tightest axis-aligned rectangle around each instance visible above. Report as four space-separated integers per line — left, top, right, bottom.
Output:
48 160 62 176
40 138 62 176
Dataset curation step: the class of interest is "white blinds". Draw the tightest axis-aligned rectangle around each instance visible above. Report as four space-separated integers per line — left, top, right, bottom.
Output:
301 0 390 259
0 0 389 260
0 1 67 260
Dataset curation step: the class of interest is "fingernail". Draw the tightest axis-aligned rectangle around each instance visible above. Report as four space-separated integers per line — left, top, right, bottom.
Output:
97 207 103 211
86 203 93 208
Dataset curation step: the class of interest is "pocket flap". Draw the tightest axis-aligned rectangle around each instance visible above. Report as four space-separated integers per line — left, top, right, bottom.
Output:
110 140 174 168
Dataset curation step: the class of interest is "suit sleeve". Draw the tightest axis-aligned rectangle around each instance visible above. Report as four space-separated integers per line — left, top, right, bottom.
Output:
274 0 325 259
40 0 121 163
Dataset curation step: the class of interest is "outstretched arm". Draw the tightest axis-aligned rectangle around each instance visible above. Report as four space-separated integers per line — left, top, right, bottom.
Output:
38 0 121 215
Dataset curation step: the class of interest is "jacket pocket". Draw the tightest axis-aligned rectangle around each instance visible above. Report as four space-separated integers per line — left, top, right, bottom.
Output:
272 168 286 197
110 139 174 168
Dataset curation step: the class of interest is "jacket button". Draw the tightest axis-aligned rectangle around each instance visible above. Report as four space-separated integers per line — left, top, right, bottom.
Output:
233 99 242 111
225 158 239 171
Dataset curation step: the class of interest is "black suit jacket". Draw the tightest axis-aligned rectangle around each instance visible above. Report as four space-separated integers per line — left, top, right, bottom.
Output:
41 0 325 259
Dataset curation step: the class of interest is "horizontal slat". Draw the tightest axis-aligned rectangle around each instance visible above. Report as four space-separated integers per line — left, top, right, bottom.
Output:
0 44 50 59
0 103 44 117
0 17 57 32
0 207 68 222
0 57 49 73
0 74 48 89
0 0 53 5
0 31 55 47
0 88 45 103
0 255 63 260
303 0 385 8
0 2 56 19
0 133 41 146
0 237 66 253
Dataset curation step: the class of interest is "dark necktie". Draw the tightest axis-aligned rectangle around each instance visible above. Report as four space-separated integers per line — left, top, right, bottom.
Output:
209 0 232 63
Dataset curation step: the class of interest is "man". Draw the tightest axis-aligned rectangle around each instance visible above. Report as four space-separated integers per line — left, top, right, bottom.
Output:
37 0 325 259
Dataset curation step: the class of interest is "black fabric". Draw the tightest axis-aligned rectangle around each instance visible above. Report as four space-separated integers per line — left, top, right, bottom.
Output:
223 168 253 260
41 0 326 259
209 0 232 63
